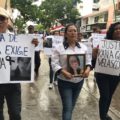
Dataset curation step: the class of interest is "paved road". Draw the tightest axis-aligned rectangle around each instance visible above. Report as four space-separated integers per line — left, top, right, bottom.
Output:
4 52 120 120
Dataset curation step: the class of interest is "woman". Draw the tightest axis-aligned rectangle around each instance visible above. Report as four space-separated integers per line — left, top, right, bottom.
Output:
67 55 82 76
94 22 120 120
51 23 91 120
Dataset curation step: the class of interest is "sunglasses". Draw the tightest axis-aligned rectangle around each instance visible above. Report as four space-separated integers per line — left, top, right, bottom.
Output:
0 16 6 21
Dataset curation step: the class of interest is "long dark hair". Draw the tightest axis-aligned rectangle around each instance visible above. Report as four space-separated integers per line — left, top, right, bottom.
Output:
63 23 77 43
106 22 120 40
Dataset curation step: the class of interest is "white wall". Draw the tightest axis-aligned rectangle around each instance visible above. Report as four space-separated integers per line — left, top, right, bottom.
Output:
77 0 93 16
99 0 118 10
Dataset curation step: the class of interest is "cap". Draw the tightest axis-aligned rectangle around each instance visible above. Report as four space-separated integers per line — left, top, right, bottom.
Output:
0 7 9 18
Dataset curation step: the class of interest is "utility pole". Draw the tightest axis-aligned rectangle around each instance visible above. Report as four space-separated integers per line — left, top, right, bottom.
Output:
113 0 116 21
5 0 8 9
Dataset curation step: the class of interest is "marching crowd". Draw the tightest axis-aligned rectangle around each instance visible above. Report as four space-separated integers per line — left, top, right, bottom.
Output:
0 7 120 120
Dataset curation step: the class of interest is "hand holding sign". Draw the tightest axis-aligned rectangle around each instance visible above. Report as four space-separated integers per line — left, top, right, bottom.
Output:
61 69 73 79
32 38 39 47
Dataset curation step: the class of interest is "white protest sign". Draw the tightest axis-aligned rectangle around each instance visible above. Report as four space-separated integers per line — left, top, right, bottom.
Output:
44 48 53 55
92 33 106 48
95 39 120 76
81 39 92 55
53 36 64 45
33 34 43 51
0 33 35 83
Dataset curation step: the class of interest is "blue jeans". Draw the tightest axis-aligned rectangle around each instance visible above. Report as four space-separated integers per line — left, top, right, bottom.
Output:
58 79 84 120
0 84 21 120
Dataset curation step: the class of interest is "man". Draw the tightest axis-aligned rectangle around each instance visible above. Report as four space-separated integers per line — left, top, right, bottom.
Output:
28 25 41 76
0 7 22 120
77 32 83 42
0 7 38 120
27 25 34 34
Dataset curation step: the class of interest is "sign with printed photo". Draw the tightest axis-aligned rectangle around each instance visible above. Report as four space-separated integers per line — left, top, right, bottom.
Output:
44 36 64 55
43 36 53 55
0 33 35 83
67 54 86 77
44 37 52 48
10 57 31 81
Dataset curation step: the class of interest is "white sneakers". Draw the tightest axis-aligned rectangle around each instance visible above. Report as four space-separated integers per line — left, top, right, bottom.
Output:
48 83 53 89
48 81 58 89
54 81 58 86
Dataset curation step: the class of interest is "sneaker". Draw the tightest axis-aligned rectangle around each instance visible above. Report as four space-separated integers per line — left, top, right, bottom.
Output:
54 81 58 86
101 115 112 120
49 84 53 89
35 71 39 76
106 115 112 120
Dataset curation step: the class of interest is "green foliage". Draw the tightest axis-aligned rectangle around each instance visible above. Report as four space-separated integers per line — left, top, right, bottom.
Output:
14 17 25 33
11 0 39 21
35 24 45 31
11 0 40 31
39 0 81 27
11 0 31 20
11 0 81 30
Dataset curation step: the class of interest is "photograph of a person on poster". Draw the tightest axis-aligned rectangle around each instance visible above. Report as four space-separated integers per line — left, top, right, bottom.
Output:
10 57 31 81
44 37 52 48
67 54 85 77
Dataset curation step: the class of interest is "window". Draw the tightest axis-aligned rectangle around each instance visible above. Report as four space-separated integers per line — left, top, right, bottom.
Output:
86 25 91 31
93 0 99 3
116 2 120 10
92 8 99 11
104 13 108 22
94 16 99 23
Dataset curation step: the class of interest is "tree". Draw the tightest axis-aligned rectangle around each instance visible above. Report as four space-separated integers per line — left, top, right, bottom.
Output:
11 0 81 30
35 24 45 32
11 0 40 31
14 17 25 33
11 0 39 21
39 0 81 27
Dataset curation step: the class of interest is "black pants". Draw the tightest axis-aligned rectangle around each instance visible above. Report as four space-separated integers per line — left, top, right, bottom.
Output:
0 84 21 120
91 58 96 69
49 58 53 83
34 51 41 74
49 58 58 83
95 73 120 119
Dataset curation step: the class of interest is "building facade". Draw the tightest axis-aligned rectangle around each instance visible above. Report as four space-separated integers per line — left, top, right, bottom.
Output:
76 0 93 16
77 0 120 35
